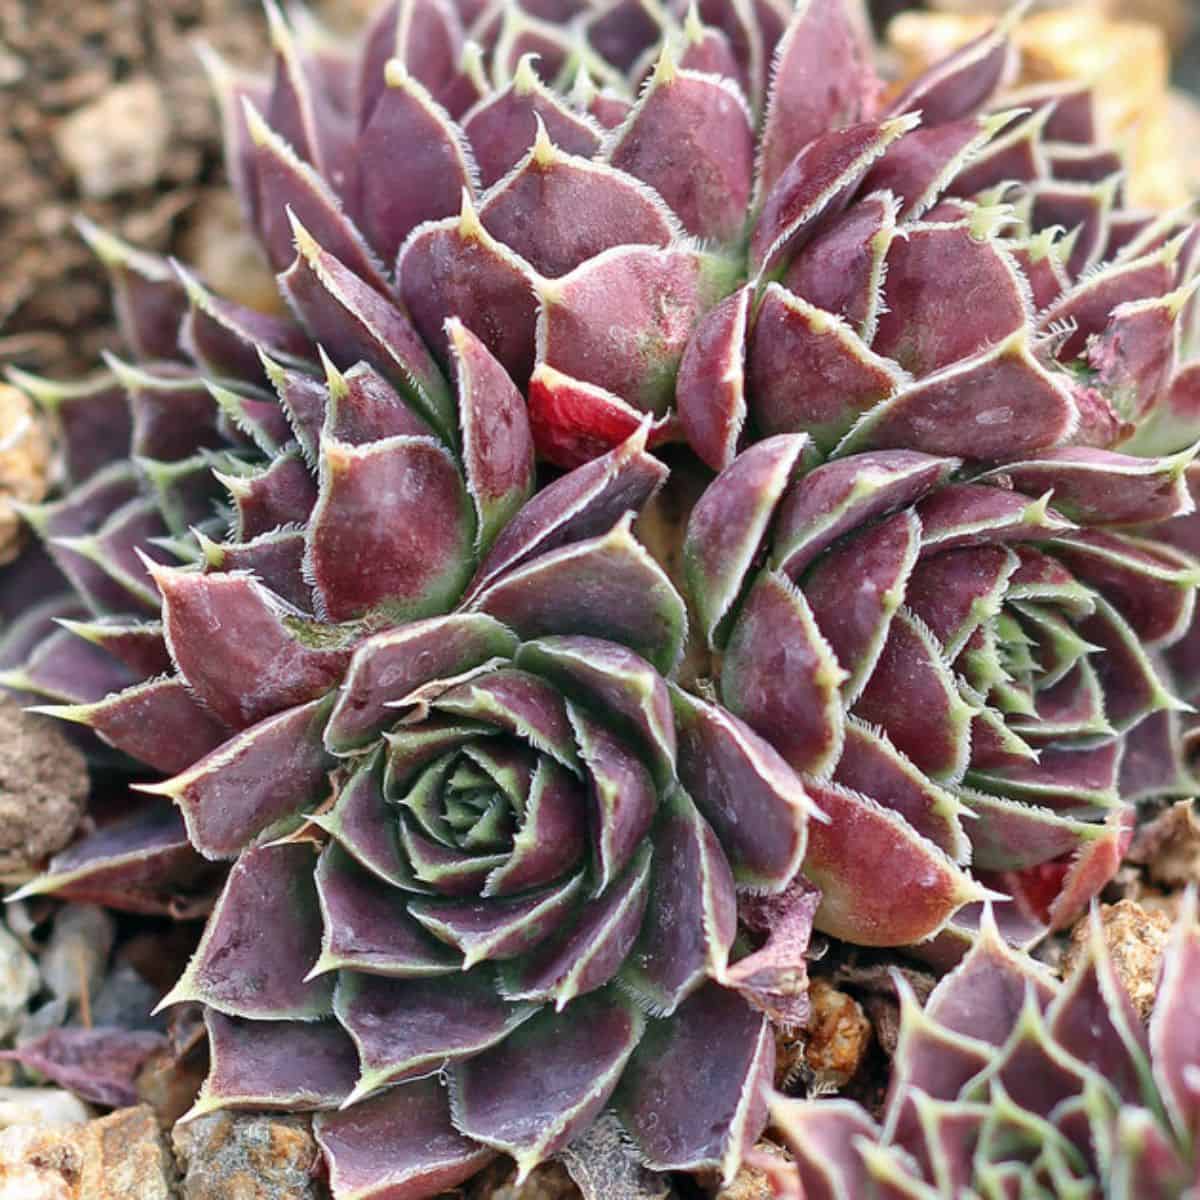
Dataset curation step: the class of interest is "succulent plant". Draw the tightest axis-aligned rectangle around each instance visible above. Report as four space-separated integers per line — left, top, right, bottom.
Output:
771 897 1200 1199
3 0 1200 1192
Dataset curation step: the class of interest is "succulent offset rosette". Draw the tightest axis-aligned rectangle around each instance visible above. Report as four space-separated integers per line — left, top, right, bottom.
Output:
769 897 1200 1198
10 303 818 1190
682 426 1200 949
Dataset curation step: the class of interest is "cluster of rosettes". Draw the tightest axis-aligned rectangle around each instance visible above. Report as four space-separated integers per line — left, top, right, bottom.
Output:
771 898 1200 1199
3 0 1200 1193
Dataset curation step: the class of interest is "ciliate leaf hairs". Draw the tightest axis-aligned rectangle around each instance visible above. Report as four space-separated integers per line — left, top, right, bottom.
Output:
2 0 1200 1194
772 896 1200 1200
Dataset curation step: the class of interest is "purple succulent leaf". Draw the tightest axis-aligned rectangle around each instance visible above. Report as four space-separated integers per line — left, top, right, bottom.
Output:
749 284 908 453
191 1010 357 1117
904 545 1018 662
20 460 138 541
672 686 814 891
1051 530 1200 648
314 754 428 889
105 359 223 463
1130 359 1200 459
4 625 139 705
36 675 230 775
1078 595 1186 732
1 1027 166 1109
833 719 970 862
913 483 1075 555
74 218 189 361
357 61 477 264
325 614 518 753
153 564 353 729
566 700 662 892
1039 239 1182 361
968 734 1122 811
684 433 810 650
515 635 676 785
1032 176 1123 278
750 116 917 279
158 843 333 1019
755 0 878 200
963 991 1102 1123
7 367 132 485
450 987 642 1178
1108 1107 1194 1200
499 843 651 1006
957 788 1110 873
311 844 461 977
1149 890 1200 1143
397 196 540 387
536 244 735 418
722 873 820 1027
884 8 1017 124
196 526 312 611
398 817 507 895
772 450 958 580
676 7 741 81
482 120 679 278
892 1091 988 1196
771 1095 880 1200
616 982 772 1181
307 433 474 623
320 354 436 445
782 191 897 345
279 216 454 440
924 907 1057 1047
862 112 1017 220
242 99 391 289
260 352 327 463
682 0 762 103
527 363 679 470
207 381 295 456
837 330 1077 461
469 513 687 675
492 8 576 91
1118 708 1198 802
619 787 736 1014
584 0 663 72
462 56 602 188
315 1076 494 1200
409 872 586 967
676 285 752 472
482 757 589 895
869 221 1031 379
53 616 170 678
803 509 921 702
448 317 535 554
137 693 333 859
802 777 982 946
8 804 220 918
1041 806 1135 933
949 107 1056 196
221 450 319 539
603 56 753 243
465 422 666 601
721 568 847 777
429 667 579 769
383 719 503 802
173 260 314 384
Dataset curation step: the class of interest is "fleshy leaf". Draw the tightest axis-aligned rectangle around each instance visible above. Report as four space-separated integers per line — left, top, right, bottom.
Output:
159 843 333 1019
616 983 773 1181
450 989 643 1180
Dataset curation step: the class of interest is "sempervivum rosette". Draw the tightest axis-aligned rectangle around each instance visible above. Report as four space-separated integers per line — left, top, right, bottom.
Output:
768 897 1200 1198
682 429 1199 949
11 336 817 1191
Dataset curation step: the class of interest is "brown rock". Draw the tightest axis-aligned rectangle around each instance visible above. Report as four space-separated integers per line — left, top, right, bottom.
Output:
1061 899 1172 1020
172 1111 327 1200
715 1142 792 1200
0 696 88 881
0 384 49 565
804 979 872 1088
0 1105 176 1199
53 77 171 199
